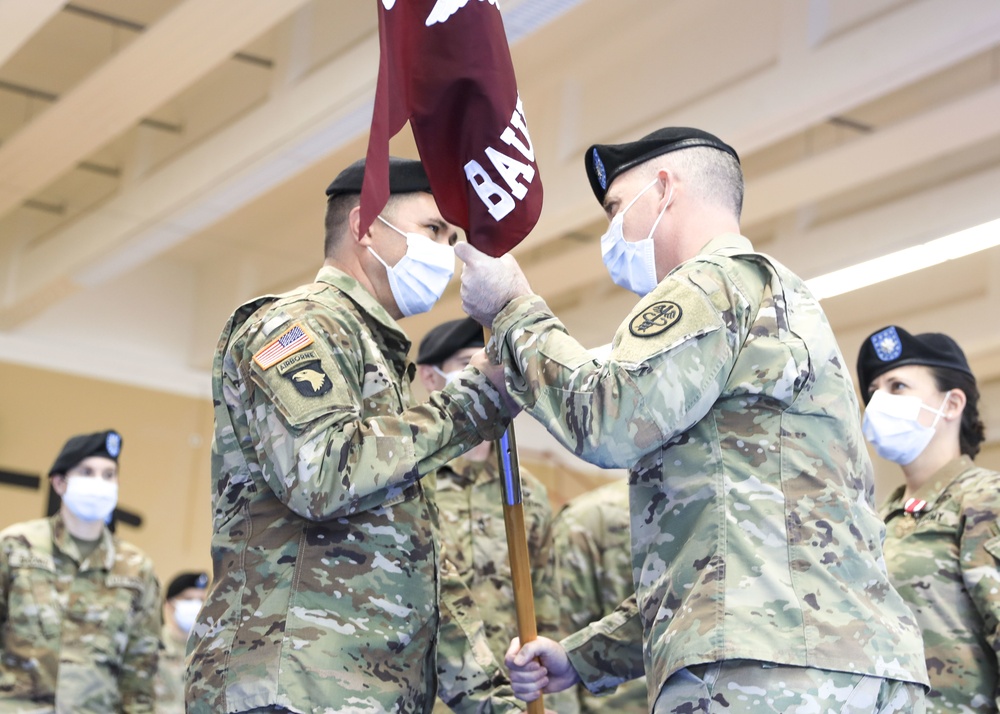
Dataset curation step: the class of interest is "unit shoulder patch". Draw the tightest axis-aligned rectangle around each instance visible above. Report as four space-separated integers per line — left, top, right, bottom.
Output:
629 301 682 338
253 323 314 370
278 351 332 398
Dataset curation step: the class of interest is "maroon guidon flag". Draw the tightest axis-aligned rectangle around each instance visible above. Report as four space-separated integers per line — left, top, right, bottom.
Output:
360 0 542 257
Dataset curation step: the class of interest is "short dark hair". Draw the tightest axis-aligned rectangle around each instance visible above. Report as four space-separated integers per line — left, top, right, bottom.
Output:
664 146 744 218
323 194 361 259
930 366 986 459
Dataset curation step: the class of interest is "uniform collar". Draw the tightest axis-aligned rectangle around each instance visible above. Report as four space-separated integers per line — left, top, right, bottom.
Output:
315 265 409 345
446 449 499 487
699 233 753 256
884 455 974 517
50 512 114 569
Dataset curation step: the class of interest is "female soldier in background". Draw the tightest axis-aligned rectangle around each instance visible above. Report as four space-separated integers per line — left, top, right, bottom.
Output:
858 326 1000 712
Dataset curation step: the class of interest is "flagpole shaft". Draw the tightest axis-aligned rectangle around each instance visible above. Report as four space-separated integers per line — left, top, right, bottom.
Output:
495 424 545 713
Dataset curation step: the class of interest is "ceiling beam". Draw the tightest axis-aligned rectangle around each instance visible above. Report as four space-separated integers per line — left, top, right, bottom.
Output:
0 0 65 70
0 34 378 323
0 0 312 221
741 83 1000 227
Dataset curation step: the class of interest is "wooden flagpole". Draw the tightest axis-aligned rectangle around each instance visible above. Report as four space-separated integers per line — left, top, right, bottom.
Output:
490 331 545 714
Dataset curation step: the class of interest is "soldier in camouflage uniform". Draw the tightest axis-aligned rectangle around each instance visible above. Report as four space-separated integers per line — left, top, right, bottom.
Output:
0 430 161 713
414 318 562 714
185 157 522 713
858 326 1000 712
551 479 646 713
456 127 930 711
154 571 207 713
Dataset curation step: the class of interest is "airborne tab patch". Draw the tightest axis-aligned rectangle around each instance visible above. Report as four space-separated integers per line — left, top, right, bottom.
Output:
629 301 682 337
253 323 314 370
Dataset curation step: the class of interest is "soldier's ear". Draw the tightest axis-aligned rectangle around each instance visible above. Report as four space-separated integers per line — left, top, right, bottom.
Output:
50 474 67 496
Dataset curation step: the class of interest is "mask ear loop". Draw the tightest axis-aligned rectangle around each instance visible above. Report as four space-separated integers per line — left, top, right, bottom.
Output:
644 178 674 241
925 390 952 428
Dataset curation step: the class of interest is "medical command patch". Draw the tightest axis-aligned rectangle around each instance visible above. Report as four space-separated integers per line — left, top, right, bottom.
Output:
629 301 682 337
253 323 314 370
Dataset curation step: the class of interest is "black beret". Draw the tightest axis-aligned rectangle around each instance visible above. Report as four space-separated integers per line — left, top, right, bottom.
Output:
416 318 485 365
49 430 122 477
585 126 740 204
325 156 431 199
166 571 209 601
857 325 974 401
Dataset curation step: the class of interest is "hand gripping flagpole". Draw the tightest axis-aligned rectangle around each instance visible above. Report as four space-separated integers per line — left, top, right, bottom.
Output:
487 329 545 714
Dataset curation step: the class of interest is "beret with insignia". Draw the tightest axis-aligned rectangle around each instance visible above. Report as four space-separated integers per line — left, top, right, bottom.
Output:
416 317 485 366
857 325 973 402
585 126 740 204
49 429 123 477
325 156 431 199
166 571 210 600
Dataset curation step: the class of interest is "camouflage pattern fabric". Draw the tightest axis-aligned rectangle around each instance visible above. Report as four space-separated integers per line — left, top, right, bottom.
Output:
650 659 927 713
489 234 929 701
153 626 185 713
430 452 559 714
186 265 521 713
552 480 648 713
880 456 1000 712
0 514 161 713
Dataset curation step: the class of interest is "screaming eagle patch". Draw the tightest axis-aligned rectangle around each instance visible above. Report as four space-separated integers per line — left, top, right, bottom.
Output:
629 301 683 337
277 350 332 398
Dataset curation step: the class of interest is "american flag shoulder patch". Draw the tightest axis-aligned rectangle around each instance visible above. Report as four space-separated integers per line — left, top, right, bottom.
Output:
253 323 314 370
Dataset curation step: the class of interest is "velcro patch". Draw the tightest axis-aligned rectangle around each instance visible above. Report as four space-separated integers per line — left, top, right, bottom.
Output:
278 350 332 398
253 323 314 370
629 301 682 337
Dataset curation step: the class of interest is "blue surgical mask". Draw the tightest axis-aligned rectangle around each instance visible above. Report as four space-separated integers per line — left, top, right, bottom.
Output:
862 389 950 465
172 598 204 634
62 476 118 523
368 216 455 317
600 177 672 296
432 366 462 385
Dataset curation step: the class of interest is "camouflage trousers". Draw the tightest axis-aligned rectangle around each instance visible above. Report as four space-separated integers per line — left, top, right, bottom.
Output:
651 660 926 714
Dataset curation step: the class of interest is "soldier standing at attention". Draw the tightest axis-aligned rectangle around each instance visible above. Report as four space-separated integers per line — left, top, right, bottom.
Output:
0 430 161 713
185 157 521 713
457 127 930 711
857 326 1000 712
154 571 207 713
414 317 560 713
551 480 646 713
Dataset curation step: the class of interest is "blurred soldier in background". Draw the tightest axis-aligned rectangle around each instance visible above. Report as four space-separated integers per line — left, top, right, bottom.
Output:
415 317 563 712
552 479 646 713
154 571 207 713
0 430 161 713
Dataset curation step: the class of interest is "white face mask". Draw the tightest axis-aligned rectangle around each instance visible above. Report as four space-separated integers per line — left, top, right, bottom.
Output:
600 177 672 296
861 389 950 465
368 215 455 317
62 476 118 523
172 598 204 634
432 366 462 386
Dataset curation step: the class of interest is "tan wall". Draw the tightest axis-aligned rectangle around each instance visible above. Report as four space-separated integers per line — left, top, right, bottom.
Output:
0 361 215 587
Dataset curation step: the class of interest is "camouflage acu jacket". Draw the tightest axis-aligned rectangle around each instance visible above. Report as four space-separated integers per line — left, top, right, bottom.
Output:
490 234 929 699
881 456 1000 712
186 265 519 714
0 514 161 713
434 452 556 656
552 480 647 713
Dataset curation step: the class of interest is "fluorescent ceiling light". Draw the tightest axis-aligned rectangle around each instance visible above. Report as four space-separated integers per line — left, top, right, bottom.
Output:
805 217 1000 300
